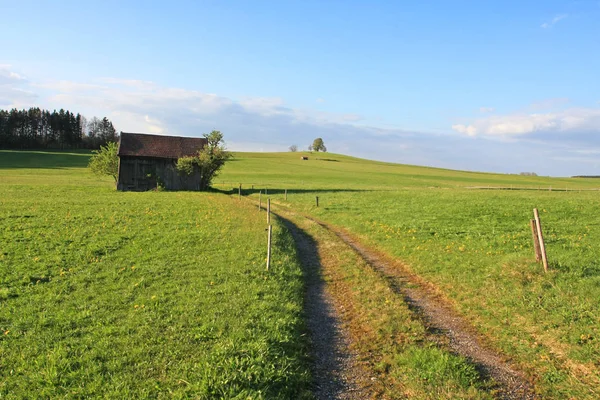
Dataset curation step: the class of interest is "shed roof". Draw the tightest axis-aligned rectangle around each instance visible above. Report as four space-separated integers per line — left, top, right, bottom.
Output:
118 132 207 159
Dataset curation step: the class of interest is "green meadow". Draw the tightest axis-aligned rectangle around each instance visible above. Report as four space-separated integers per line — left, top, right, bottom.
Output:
221 151 600 399
0 151 311 399
2 149 600 398
219 151 600 190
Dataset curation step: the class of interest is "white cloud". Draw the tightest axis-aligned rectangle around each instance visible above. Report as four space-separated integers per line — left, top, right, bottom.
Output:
541 14 568 28
239 97 287 116
2 65 599 176
0 65 37 107
29 76 374 144
453 106 600 137
451 124 477 136
143 115 164 134
0 65 26 85
479 107 495 113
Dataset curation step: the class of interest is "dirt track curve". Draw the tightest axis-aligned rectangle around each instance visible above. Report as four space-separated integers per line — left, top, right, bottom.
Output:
275 205 536 400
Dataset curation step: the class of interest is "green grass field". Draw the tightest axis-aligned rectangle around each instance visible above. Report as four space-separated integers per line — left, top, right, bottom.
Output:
219 151 600 190
221 151 600 399
3 149 600 398
0 151 312 399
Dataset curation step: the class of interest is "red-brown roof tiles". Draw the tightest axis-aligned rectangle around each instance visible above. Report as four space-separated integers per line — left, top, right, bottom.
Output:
118 132 207 159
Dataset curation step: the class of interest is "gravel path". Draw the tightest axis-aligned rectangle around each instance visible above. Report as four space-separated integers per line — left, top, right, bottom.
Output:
280 217 373 400
267 199 536 399
308 216 537 400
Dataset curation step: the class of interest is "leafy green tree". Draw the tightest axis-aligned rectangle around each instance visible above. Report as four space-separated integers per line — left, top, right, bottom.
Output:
176 130 232 190
311 138 327 152
88 141 119 182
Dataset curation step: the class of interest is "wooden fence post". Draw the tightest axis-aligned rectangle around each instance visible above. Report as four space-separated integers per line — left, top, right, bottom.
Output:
285 189 287 201
238 184 242 199
258 191 262 211
267 198 271 224
530 219 541 262
266 225 272 271
316 196 319 207
533 208 549 273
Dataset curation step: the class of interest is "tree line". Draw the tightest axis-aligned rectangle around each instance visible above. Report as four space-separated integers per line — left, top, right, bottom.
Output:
289 138 327 153
0 107 118 150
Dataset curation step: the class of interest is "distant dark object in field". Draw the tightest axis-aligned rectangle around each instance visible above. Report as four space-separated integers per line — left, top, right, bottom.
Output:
301 156 308 160
572 175 600 178
519 172 538 176
117 132 207 191
316 158 339 162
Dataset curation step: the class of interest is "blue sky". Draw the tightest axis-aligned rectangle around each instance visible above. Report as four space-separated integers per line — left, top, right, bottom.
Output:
1 0 599 176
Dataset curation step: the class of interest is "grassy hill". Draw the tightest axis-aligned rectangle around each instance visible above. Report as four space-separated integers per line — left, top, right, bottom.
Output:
220 151 600 399
219 151 600 190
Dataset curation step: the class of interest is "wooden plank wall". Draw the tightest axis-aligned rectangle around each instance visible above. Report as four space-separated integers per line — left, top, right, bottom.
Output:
117 157 202 191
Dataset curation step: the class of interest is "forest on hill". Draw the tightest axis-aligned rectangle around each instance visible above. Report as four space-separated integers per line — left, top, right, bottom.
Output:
0 107 117 150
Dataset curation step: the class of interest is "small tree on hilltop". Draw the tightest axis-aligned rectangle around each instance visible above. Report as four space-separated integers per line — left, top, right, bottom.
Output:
88 141 119 183
176 130 232 190
311 138 327 152
289 144 298 152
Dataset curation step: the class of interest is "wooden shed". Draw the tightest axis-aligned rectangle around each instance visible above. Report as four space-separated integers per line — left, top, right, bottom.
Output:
117 132 208 191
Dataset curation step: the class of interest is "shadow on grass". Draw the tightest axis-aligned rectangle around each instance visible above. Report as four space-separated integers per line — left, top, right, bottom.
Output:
550 261 600 278
313 158 340 162
0 150 91 169
213 187 370 196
